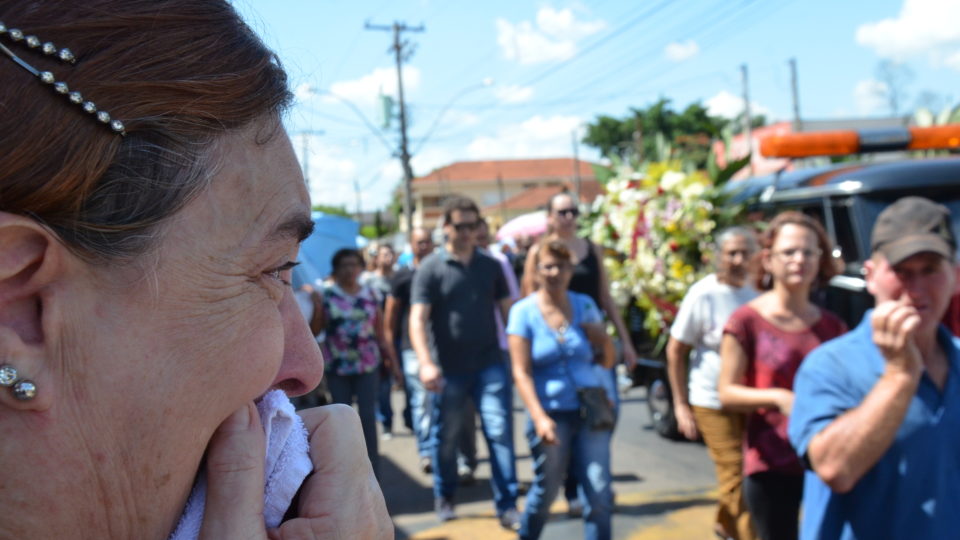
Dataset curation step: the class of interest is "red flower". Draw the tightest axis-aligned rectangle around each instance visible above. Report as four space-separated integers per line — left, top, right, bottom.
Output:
669 241 679 252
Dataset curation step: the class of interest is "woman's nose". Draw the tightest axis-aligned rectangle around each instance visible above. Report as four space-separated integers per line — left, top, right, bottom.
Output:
271 289 324 397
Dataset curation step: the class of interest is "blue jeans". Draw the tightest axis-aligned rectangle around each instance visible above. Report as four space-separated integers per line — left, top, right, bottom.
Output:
565 365 620 502
326 371 380 478
520 410 613 540
431 359 517 514
403 349 433 457
376 368 394 431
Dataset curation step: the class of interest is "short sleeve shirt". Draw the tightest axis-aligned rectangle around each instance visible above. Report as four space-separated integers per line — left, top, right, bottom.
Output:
670 274 759 409
321 284 381 376
788 314 960 540
411 249 508 375
388 267 415 350
724 304 847 476
506 291 607 411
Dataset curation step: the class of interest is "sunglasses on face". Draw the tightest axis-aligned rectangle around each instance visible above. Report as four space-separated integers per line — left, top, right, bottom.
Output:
555 208 579 218
451 221 478 232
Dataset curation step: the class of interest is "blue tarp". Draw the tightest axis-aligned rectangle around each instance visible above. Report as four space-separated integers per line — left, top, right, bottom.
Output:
292 212 361 288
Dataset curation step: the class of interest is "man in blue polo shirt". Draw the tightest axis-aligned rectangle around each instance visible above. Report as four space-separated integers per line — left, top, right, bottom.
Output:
789 196 960 539
410 196 520 529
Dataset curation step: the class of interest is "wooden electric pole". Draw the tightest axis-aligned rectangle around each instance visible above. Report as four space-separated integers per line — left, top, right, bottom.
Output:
366 20 424 238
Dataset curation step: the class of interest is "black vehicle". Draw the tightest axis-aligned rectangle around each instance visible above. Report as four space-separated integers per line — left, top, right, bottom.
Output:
633 126 960 439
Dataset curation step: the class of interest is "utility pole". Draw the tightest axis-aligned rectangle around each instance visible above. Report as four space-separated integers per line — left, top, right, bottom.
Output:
366 20 424 238
496 173 506 225
740 64 754 175
572 130 582 201
789 57 802 132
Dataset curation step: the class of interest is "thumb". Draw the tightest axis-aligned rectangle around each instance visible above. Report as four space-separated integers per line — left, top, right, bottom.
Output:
200 402 268 540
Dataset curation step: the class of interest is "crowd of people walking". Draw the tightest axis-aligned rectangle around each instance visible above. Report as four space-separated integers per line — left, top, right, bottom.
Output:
296 192 960 540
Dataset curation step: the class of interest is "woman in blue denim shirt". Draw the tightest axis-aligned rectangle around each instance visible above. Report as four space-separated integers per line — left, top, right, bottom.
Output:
507 238 616 540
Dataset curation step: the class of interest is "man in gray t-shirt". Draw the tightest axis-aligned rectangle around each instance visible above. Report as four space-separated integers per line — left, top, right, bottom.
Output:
410 196 519 529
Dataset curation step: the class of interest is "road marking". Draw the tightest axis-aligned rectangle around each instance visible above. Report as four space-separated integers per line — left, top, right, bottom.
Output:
406 488 717 539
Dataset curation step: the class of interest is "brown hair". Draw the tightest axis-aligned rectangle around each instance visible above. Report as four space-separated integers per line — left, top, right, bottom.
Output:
754 211 837 291
534 237 574 267
0 1 291 262
442 196 479 225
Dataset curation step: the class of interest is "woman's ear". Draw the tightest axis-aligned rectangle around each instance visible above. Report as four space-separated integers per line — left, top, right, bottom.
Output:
0 213 65 412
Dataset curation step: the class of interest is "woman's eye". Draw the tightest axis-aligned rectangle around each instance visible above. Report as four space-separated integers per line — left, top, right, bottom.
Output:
265 261 300 286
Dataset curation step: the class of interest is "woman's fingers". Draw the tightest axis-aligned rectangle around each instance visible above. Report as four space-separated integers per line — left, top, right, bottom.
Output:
281 404 392 540
200 402 268 540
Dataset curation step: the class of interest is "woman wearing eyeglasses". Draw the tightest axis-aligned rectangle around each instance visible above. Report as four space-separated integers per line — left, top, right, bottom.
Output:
717 211 847 540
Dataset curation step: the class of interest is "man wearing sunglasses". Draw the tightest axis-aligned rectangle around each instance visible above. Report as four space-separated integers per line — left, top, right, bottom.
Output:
410 196 520 529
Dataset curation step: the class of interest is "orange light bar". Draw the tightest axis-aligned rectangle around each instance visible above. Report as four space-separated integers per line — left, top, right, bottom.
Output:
908 125 960 151
760 124 960 158
760 131 860 158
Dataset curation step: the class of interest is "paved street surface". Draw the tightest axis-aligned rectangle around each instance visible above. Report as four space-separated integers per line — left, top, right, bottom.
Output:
378 384 720 539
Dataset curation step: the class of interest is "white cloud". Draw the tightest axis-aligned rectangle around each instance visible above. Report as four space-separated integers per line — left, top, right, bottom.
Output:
705 90 771 119
946 50 960 70
856 0 960 69
496 7 606 65
494 84 535 104
466 114 585 159
853 78 890 115
323 66 422 108
664 40 699 62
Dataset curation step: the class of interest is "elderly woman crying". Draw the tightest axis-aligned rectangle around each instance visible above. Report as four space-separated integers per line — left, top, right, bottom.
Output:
0 1 390 538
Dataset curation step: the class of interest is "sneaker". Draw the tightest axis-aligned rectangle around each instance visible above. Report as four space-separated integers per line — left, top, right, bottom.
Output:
457 463 476 485
435 498 456 522
498 508 521 531
380 427 393 441
419 456 433 475
566 498 583 518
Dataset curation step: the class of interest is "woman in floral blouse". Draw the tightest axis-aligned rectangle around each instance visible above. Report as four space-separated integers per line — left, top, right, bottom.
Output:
319 248 396 479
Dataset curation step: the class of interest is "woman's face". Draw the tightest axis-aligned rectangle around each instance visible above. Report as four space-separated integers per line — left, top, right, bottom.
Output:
537 250 573 291
549 194 579 235
763 223 821 289
376 247 395 269
334 255 364 285
61 119 322 516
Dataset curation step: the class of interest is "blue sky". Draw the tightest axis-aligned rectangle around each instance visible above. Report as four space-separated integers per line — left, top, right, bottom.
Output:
233 0 960 212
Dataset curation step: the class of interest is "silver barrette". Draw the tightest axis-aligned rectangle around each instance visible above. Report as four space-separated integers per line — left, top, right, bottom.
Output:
0 20 125 136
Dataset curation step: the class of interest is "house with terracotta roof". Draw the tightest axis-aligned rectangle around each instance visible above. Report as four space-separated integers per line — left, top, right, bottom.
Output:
409 157 601 229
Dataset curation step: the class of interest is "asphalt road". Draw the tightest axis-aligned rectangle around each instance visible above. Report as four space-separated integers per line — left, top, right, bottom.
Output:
378 383 720 539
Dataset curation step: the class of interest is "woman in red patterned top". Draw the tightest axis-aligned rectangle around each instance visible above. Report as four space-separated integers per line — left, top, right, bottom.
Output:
718 212 847 540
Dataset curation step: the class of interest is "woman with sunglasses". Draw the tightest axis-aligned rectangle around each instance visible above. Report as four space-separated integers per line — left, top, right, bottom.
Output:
717 212 847 540
521 191 637 514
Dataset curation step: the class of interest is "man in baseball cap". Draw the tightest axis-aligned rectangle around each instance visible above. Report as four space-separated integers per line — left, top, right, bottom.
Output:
788 196 960 539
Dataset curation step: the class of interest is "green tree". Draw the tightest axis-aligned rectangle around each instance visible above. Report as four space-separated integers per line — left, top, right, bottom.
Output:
582 98 731 169
312 203 350 217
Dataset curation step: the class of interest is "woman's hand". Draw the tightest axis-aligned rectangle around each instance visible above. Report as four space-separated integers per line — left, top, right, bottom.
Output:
201 403 392 540
771 388 795 416
533 414 558 445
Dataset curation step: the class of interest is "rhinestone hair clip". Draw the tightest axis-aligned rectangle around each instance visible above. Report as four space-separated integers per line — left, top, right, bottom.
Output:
0 20 125 136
